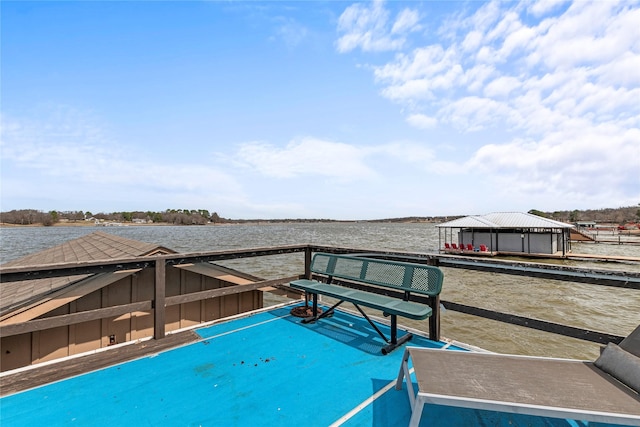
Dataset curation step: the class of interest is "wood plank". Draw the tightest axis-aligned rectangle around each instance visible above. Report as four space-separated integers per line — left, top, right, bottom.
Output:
0 301 153 337
164 277 296 306
0 270 139 326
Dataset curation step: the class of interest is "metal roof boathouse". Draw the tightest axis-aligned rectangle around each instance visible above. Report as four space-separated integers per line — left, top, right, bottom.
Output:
437 212 574 257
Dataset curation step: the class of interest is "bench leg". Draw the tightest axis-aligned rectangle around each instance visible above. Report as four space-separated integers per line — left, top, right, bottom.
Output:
382 315 412 355
383 333 412 355
353 304 389 344
391 315 397 343
352 307 412 355
312 292 318 316
302 297 341 324
301 292 319 323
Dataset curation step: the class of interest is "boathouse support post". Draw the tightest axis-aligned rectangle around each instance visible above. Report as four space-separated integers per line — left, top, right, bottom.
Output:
154 257 166 340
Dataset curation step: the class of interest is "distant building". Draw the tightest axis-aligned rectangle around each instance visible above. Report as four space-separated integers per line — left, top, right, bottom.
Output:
437 212 574 256
575 221 596 228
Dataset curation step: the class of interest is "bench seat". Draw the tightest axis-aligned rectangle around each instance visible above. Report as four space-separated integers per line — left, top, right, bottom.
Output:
290 279 432 320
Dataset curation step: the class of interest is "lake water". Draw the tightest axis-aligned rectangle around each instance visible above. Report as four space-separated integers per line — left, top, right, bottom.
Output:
1 223 639 359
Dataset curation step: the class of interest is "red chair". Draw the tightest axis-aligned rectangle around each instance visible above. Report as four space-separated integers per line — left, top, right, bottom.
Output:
480 244 488 252
444 243 451 250
452 243 459 250
466 244 474 251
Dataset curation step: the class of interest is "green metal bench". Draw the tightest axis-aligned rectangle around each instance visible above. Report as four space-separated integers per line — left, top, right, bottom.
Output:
290 253 444 354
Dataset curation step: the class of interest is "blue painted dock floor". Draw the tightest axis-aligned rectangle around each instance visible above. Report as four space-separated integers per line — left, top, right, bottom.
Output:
0 304 620 426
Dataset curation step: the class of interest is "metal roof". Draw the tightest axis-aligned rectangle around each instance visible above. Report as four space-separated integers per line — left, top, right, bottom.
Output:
436 212 574 229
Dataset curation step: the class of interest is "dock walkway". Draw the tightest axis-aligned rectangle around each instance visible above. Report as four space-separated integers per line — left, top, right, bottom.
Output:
567 253 640 263
443 250 640 263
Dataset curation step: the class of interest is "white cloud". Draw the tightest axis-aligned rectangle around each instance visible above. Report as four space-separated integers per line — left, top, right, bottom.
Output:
338 0 639 206
464 0 502 35
461 64 495 93
376 46 463 102
335 0 419 53
374 45 451 83
367 0 640 132
597 52 640 87
406 113 437 129
528 0 569 17
374 141 435 163
461 30 483 52
0 108 243 205
439 96 515 132
467 121 640 201
273 17 308 47
530 1 639 70
391 8 421 35
235 138 376 180
483 76 521 98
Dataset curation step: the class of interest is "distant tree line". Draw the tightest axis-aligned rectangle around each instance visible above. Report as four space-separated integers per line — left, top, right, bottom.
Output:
2 205 639 227
529 205 640 224
0 209 227 226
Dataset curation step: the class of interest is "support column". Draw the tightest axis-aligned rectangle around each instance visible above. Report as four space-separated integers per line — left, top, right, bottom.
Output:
304 247 312 279
154 257 166 340
429 295 440 341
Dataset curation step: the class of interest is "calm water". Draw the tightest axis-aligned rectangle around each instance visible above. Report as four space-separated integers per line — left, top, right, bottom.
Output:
1 223 639 359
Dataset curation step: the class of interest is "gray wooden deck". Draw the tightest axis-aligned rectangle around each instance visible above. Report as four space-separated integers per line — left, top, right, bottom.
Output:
0 330 200 397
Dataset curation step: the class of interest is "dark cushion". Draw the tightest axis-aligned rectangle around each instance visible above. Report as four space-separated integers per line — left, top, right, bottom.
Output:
595 343 640 393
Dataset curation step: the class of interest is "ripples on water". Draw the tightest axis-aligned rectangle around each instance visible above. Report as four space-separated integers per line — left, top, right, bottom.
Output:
1 223 639 359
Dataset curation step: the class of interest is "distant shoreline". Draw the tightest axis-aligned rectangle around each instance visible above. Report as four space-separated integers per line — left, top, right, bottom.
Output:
0 218 436 228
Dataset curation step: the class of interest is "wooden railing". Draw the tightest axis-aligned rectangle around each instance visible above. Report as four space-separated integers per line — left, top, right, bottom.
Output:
1 244 638 345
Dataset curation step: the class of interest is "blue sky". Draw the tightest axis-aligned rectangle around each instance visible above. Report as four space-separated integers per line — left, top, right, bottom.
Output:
1 0 638 220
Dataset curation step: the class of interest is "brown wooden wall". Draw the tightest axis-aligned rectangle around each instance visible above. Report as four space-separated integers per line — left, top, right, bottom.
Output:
0 266 262 372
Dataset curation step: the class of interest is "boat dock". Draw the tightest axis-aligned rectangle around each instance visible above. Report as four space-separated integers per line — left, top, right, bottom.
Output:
442 249 640 264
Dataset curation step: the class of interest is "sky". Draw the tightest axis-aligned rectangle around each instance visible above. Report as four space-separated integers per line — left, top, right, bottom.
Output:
1 0 639 220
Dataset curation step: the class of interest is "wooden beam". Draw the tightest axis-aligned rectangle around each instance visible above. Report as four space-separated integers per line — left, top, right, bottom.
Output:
0 301 152 337
0 270 139 326
165 277 297 306
0 260 153 283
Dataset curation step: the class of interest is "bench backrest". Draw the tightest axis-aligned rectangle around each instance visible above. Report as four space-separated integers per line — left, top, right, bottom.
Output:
310 253 443 297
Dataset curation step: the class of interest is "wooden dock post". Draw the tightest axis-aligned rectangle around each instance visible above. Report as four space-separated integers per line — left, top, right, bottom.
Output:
154 257 166 340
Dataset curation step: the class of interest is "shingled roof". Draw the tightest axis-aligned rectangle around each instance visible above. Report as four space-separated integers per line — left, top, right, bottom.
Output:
0 232 175 320
2 231 173 268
